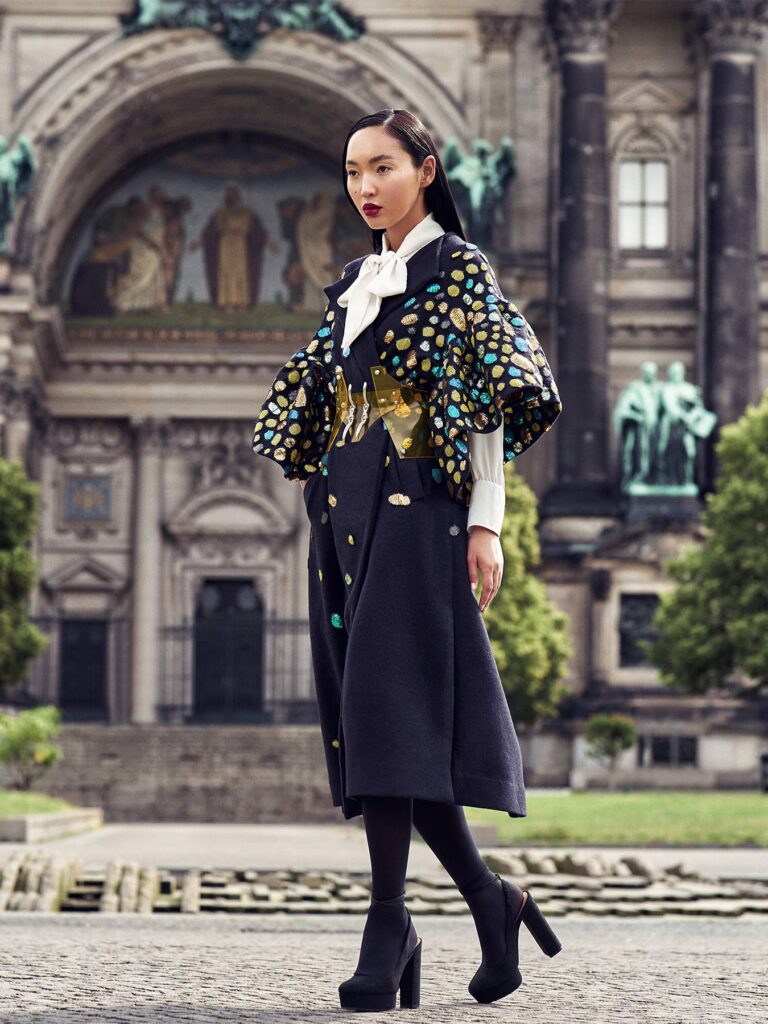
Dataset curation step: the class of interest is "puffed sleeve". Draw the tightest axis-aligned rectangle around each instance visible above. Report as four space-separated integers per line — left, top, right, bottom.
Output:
430 243 562 495
251 298 337 481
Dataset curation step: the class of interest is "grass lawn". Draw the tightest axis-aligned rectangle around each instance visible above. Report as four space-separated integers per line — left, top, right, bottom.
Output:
0 789 76 817
462 790 768 847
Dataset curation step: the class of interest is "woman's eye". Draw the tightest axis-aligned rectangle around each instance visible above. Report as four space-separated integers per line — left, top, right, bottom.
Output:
347 167 391 177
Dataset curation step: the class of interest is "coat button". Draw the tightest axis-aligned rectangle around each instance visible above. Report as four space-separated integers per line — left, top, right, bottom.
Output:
331 739 340 748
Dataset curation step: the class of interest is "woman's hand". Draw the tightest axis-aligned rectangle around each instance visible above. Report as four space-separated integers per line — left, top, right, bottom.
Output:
467 525 503 612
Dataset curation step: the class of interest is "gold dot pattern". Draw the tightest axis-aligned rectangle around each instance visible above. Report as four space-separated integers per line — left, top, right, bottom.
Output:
252 244 562 511
251 282 339 480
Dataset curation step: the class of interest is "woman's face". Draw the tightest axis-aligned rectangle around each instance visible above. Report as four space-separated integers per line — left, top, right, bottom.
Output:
345 125 435 240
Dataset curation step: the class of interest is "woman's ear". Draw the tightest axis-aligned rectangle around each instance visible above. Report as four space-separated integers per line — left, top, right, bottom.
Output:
422 155 436 187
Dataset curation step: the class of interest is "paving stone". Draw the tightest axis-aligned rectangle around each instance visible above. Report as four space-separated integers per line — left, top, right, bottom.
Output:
0 912 763 1021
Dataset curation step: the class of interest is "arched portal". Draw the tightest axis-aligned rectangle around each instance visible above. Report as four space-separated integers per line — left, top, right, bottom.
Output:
10 28 468 302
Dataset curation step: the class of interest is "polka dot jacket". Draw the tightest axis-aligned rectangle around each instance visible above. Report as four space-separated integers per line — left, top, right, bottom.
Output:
251 232 563 508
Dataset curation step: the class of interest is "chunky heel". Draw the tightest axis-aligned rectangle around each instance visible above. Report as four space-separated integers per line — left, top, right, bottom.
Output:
338 896 423 1012
521 892 562 957
467 879 561 1004
399 937 421 1008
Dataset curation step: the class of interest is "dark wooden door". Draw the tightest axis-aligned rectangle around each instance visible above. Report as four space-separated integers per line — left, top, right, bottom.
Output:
193 578 264 722
59 618 108 720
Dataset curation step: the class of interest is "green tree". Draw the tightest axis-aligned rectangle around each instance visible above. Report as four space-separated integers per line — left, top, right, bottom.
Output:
0 458 48 692
484 464 572 726
0 705 62 790
584 713 636 791
643 393 768 694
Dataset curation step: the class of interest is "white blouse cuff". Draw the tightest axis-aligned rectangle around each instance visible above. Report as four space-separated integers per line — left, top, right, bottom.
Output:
467 478 506 537
466 421 505 536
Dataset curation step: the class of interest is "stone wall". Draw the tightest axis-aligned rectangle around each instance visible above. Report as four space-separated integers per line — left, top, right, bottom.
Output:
0 724 340 824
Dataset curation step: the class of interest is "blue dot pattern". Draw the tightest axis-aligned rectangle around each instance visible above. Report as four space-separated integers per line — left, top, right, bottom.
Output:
251 242 563 506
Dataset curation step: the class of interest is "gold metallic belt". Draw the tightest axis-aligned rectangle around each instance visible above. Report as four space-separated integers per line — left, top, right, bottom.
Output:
326 365 434 458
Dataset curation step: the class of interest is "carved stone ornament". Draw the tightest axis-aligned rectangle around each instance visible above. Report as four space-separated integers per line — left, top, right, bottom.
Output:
475 14 521 57
682 0 768 60
543 0 625 57
119 0 366 61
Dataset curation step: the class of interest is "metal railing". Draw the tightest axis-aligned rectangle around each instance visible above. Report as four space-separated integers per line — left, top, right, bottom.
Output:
1 615 318 726
157 616 318 725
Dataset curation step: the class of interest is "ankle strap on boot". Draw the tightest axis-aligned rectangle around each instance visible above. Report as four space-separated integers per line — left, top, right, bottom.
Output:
370 889 406 906
457 869 501 898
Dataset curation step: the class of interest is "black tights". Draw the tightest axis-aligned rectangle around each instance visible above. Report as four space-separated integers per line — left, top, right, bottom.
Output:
361 795 489 898
360 794 515 964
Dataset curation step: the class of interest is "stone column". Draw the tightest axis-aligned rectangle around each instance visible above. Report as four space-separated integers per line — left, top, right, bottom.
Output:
476 14 521 145
130 417 167 724
542 0 624 520
686 1 767 465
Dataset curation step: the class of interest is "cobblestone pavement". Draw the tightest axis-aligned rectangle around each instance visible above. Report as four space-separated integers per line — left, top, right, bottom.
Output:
0 910 765 1023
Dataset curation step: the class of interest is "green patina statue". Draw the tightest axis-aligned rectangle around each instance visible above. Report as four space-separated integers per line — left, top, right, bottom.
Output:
441 136 517 252
0 133 36 255
614 360 717 497
120 0 365 60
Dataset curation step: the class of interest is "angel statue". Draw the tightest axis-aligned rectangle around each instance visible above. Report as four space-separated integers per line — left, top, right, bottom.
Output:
441 135 517 251
0 134 36 254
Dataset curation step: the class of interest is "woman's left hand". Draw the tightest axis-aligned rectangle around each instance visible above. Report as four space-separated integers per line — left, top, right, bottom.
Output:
467 525 503 612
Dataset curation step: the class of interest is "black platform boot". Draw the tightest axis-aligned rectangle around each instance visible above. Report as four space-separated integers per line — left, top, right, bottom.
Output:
338 889 422 1011
464 873 563 1004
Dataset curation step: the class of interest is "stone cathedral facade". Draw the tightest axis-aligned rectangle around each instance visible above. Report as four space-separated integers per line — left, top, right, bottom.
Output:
0 0 766 818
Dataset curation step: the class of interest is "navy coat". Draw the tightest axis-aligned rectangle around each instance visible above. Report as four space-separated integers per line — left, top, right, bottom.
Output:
253 231 562 819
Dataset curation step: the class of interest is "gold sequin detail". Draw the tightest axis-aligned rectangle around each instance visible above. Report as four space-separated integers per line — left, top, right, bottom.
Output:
401 313 418 325
318 569 323 580
344 573 352 584
450 307 466 331
328 494 337 506
331 738 340 748
388 492 411 505
348 533 356 545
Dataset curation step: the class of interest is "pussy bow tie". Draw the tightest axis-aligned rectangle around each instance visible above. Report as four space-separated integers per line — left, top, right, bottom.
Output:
336 213 445 351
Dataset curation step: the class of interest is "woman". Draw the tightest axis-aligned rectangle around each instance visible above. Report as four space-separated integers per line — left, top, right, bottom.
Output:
252 109 563 1011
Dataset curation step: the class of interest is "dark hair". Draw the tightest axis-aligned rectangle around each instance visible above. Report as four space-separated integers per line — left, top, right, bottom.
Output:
341 108 466 254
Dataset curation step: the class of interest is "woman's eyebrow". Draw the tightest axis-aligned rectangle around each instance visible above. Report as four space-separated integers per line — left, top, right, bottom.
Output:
345 154 398 166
